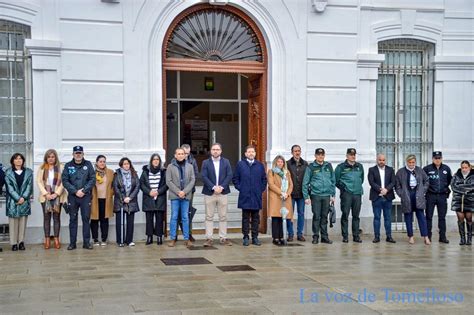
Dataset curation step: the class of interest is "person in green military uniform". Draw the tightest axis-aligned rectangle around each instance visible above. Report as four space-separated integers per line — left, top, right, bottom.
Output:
302 148 335 244
335 148 364 243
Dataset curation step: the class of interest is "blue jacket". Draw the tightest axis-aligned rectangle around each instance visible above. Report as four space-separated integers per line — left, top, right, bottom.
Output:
423 163 452 195
201 157 233 196
232 159 267 210
62 159 96 195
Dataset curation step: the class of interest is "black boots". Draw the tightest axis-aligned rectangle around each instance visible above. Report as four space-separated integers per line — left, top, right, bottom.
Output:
146 236 153 245
157 236 163 245
458 221 466 245
467 223 472 246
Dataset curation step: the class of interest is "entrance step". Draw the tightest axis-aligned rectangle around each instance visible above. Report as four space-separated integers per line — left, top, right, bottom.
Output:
166 186 242 230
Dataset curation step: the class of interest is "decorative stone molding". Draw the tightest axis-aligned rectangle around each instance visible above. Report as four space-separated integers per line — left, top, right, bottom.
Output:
25 39 61 71
312 0 328 13
357 53 385 80
432 56 474 70
209 0 229 5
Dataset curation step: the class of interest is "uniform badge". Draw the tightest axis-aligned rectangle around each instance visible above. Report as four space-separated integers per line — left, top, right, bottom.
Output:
83 166 88 170
443 170 447 174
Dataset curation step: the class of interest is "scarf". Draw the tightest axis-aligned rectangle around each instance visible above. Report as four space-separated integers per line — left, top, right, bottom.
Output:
272 167 289 194
149 164 160 174
406 166 417 189
121 168 132 195
43 166 61 213
96 166 106 184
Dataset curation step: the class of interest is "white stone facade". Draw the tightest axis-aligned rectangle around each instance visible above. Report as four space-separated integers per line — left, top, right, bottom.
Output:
0 0 472 241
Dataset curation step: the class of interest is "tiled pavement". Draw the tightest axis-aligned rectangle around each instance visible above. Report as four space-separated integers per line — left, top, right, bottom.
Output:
0 233 472 314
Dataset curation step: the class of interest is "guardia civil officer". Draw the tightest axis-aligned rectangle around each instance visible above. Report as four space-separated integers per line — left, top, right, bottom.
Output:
335 148 364 243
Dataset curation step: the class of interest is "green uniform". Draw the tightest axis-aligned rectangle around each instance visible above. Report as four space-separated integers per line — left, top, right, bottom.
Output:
303 161 336 240
335 160 364 240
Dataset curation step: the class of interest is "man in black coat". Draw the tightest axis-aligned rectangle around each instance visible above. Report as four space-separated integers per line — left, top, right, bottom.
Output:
0 163 5 196
286 145 308 242
368 154 396 243
423 151 452 243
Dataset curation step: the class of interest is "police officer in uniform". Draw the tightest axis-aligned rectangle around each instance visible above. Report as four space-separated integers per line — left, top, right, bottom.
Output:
335 148 364 243
62 146 96 250
423 151 452 243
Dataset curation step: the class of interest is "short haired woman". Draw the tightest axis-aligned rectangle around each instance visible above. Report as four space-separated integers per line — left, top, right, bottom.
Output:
113 157 140 247
451 160 473 245
267 155 293 245
36 149 67 249
4 153 33 251
395 155 430 245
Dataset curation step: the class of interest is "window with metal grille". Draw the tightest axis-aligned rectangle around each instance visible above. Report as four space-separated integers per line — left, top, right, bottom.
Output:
376 39 435 171
0 20 32 170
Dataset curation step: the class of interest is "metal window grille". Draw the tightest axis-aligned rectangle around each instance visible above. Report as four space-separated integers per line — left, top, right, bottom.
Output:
0 20 32 169
376 39 435 170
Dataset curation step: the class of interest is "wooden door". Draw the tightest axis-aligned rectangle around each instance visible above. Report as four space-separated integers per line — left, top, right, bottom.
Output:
247 74 267 233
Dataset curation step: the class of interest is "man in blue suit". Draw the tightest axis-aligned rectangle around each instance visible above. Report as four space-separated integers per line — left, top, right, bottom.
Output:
233 145 267 246
201 143 233 247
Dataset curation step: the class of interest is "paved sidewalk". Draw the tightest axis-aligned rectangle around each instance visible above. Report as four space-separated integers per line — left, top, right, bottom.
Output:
0 233 472 314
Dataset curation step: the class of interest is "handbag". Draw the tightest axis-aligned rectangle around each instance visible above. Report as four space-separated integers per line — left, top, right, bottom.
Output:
62 202 70 214
328 204 336 228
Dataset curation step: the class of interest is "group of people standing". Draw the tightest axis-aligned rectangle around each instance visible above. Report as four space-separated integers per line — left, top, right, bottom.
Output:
0 143 472 252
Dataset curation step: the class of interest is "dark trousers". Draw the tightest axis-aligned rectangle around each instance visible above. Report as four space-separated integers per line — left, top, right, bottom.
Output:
405 189 428 237
372 197 392 238
242 209 260 239
115 210 135 245
91 198 109 242
271 217 283 239
340 191 362 239
311 195 330 239
41 203 61 238
68 194 92 246
425 193 448 239
145 211 165 237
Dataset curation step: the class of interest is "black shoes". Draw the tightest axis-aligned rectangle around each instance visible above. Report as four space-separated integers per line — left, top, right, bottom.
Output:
157 236 163 245
251 238 261 246
342 238 349 243
67 244 76 250
297 236 306 242
373 237 381 243
321 238 333 244
386 236 396 243
12 244 18 251
146 236 153 245
439 235 450 244
83 243 93 250
353 237 362 243
243 238 250 246
312 237 319 244
18 242 25 250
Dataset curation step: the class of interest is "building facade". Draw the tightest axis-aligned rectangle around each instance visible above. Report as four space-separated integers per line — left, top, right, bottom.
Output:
0 0 473 242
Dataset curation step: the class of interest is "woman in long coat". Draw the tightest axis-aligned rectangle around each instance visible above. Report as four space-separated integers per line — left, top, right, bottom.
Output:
267 155 293 245
36 149 67 249
5 153 33 251
451 160 473 245
113 157 140 247
140 153 168 245
395 154 430 245
91 155 115 246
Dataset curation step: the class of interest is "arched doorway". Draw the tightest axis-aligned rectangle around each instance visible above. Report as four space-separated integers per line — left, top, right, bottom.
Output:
162 4 268 232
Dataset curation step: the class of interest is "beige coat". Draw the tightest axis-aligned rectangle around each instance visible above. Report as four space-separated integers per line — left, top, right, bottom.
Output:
36 165 67 204
267 169 293 218
91 168 115 220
